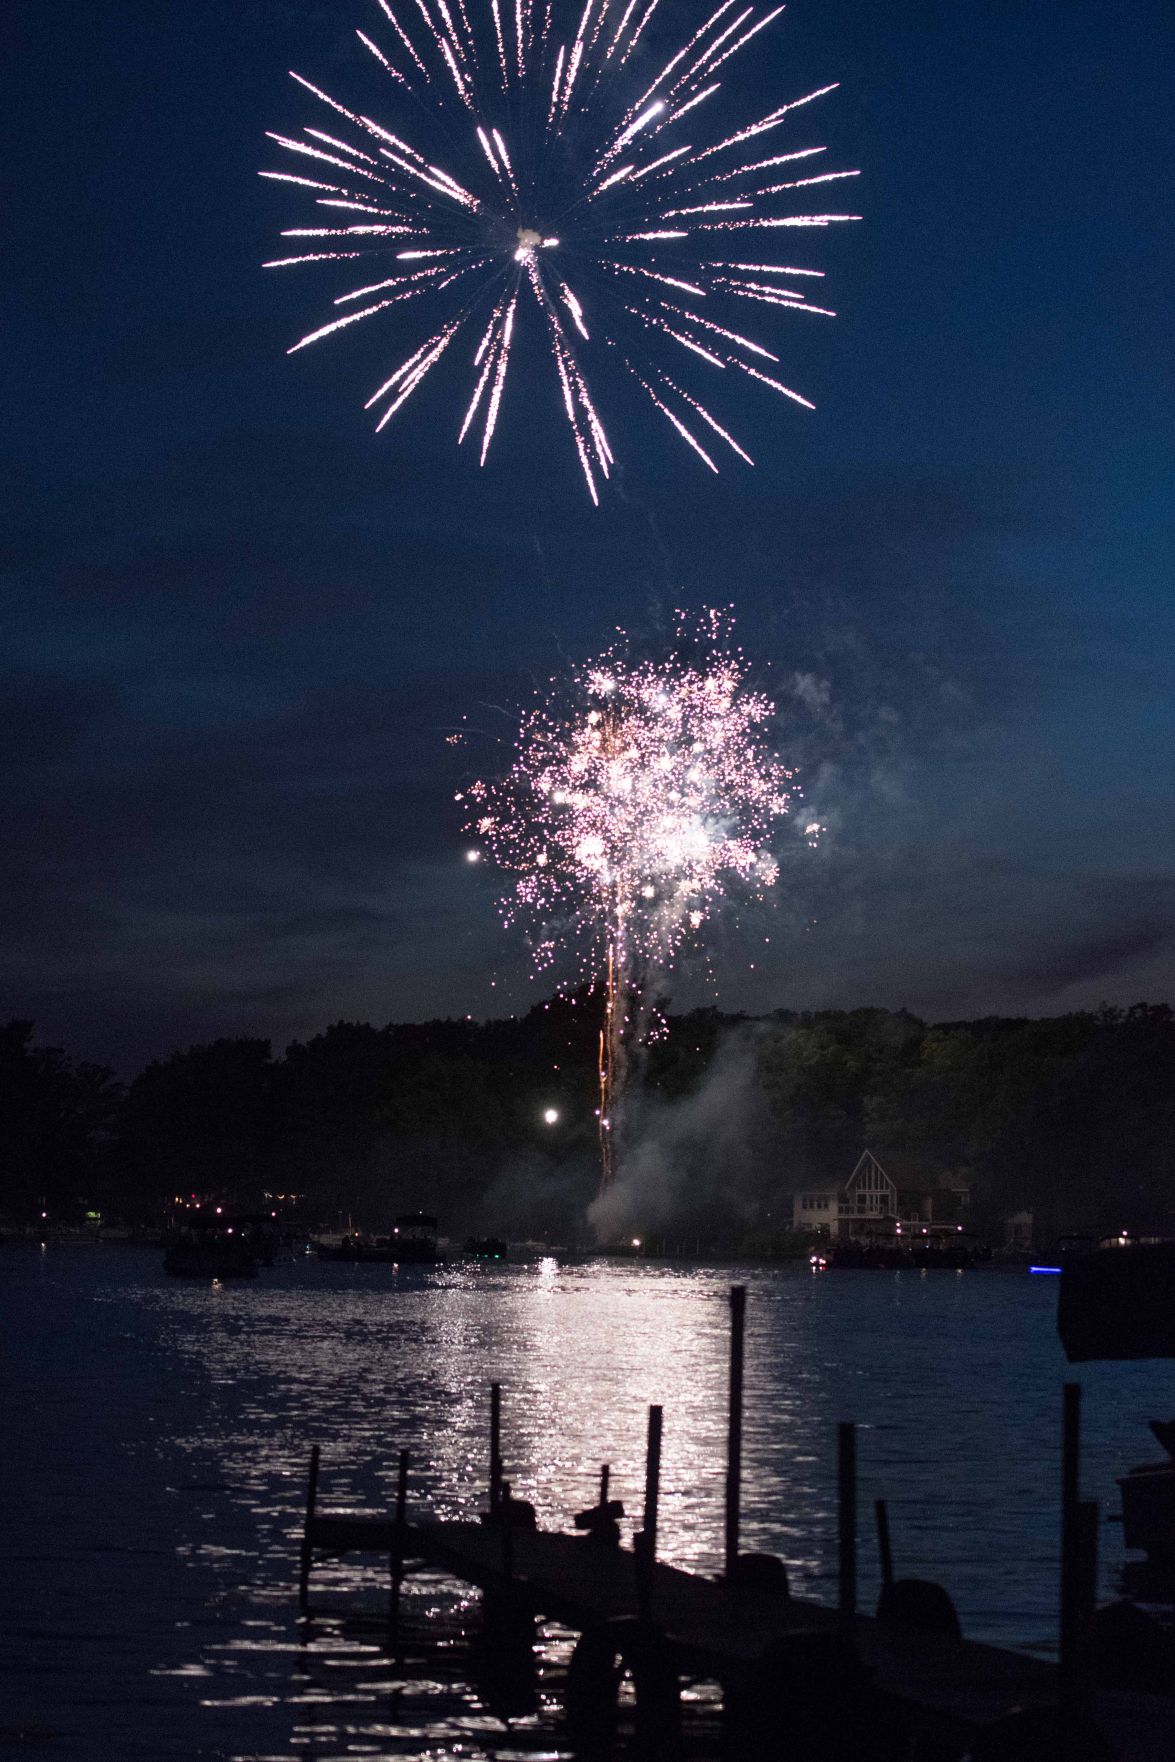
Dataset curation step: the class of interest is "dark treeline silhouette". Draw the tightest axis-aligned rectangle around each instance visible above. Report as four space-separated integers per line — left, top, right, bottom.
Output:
4 999 1175 1244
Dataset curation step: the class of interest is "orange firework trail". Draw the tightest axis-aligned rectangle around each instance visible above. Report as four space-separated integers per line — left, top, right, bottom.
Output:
263 0 859 498
458 610 819 1191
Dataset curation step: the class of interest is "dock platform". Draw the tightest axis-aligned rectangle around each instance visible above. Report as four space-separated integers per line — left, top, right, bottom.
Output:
301 1509 1174 1756
294 1288 1175 1759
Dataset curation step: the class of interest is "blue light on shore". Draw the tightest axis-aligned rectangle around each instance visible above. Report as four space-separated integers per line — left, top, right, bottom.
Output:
1029 1265 1063 1275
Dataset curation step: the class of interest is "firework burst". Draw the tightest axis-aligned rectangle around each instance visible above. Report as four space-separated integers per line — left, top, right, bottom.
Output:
457 610 816 1187
263 0 859 498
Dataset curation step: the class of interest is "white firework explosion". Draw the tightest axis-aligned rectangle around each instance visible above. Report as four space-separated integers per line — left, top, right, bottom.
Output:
263 0 859 499
456 608 817 1187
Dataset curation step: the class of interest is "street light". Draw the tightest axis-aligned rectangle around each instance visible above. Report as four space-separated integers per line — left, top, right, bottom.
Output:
542 1107 560 1125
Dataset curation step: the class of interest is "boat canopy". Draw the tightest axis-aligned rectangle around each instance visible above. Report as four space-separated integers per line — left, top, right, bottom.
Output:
1057 1241 1175 1361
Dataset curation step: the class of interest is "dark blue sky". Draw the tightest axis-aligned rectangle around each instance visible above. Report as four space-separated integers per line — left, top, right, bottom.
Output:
5 0 1174 1071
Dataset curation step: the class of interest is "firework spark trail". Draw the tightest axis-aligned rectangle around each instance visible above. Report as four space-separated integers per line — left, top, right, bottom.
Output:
264 0 859 493
458 610 818 1188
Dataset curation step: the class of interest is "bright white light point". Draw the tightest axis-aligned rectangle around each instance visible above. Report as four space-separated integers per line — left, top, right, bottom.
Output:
514 226 543 262
804 821 821 835
543 1107 560 1124
465 849 481 863
631 1237 642 1248
641 884 656 899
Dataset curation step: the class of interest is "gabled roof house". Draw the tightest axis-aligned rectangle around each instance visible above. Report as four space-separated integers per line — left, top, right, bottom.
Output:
793 1150 970 1241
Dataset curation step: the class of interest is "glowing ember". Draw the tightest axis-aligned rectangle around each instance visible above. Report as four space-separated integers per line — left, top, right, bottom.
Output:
263 0 859 498
458 609 816 1187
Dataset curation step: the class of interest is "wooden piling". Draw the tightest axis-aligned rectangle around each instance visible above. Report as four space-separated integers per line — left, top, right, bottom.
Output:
389 1448 408 1631
644 1405 663 1558
299 1443 320 1613
1059 1382 1081 1688
875 1497 894 1590
637 1405 664 1619
490 1382 502 1517
502 1508 515 1582
838 1422 857 1631
1068 1498 1099 1715
599 1463 610 1507
724 1285 746 1581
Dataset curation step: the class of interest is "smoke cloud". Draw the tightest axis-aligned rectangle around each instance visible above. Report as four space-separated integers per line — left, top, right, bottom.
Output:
587 1026 767 1242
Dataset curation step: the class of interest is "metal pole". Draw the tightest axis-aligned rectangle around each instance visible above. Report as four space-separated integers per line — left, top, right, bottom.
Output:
838 1422 857 1630
490 1382 502 1517
1060 1382 1081 1687
299 1444 320 1613
725 1285 746 1580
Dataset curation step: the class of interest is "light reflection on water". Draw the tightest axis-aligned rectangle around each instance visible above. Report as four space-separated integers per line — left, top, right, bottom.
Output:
3 1246 1173 1759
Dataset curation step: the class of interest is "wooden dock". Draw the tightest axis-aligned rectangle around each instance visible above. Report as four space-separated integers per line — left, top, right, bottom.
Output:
294 1287 1175 1759
301 1509 1175 1756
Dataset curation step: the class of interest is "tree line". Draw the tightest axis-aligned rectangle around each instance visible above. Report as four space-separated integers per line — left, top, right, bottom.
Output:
3 1000 1174 1245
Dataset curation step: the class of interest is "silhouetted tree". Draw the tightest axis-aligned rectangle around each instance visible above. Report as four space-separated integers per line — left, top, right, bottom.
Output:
120 1038 275 1208
0 1020 121 1220
23 995 1175 1242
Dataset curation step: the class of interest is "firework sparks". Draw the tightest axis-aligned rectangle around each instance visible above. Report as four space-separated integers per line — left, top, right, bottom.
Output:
263 0 858 494
457 610 816 1187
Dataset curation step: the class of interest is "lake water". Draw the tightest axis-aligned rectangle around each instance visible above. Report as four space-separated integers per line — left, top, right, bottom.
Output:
2 1243 1172 1759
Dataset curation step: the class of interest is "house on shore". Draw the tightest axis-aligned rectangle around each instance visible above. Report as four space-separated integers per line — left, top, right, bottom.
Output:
793 1150 971 1243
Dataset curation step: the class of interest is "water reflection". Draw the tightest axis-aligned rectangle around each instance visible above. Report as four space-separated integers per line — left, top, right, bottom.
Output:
4 1248 1174 1758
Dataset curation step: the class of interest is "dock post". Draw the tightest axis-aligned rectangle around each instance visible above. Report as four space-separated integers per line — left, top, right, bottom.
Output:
599 1463 610 1507
1074 1497 1099 1709
643 1404 663 1560
724 1285 746 1581
299 1443 320 1614
838 1422 857 1632
490 1382 502 1518
389 1447 408 1632
1059 1382 1081 1688
875 1497 894 1590
636 1404 663 1619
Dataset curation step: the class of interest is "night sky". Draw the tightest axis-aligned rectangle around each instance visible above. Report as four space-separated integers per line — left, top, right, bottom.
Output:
6 0 1174 1072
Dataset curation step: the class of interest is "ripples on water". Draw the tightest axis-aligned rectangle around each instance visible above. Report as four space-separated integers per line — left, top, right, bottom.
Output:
2 1245 1172 1759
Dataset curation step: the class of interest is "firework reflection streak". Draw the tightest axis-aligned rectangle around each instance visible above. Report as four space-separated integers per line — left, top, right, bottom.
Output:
263 0 858 495
458 610 817 1192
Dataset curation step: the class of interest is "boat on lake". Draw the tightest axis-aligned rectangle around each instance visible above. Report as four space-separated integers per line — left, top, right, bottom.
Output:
316 1234 398 1264
391 1212 439 1263
315 1213 441 1264
461 1235 508 1262
1058 1237 1175 1595
830 1234 991 1270
163 1225 258 1279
